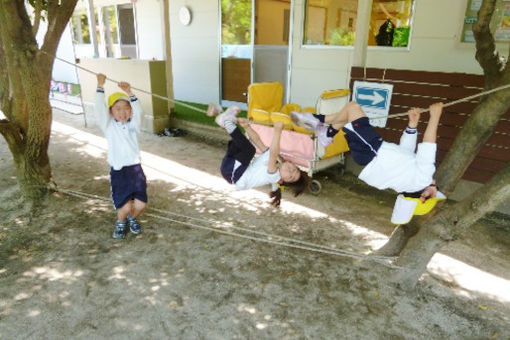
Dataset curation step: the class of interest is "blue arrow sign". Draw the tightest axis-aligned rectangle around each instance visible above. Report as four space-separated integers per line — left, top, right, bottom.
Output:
354 86 390 109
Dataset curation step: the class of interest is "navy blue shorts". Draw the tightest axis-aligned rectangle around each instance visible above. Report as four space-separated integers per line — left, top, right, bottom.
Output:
342 117 383 166
110 164 147 209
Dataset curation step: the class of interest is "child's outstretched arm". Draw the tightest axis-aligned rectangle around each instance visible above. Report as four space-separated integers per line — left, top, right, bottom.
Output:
94 73 109 132
118 81 142 132
399 107 421 152
238 118 267 152
267 121 284 174
423 102 443 143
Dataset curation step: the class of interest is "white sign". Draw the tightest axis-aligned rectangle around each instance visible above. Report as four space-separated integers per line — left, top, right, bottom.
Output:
352 81 393 127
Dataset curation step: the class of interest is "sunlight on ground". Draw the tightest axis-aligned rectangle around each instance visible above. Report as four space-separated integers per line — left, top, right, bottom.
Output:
50 121 510 304
428 254 510 304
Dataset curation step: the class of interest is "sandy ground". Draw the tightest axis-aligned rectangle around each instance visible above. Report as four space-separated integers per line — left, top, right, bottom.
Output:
0 109 509 339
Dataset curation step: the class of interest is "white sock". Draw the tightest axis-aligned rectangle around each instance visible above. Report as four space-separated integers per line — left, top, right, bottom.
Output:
224 120 236 134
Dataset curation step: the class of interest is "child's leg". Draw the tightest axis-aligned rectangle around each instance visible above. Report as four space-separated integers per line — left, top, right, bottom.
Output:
227 126 256 165
117 201 131 222
130 199 147 218
324 101 367 130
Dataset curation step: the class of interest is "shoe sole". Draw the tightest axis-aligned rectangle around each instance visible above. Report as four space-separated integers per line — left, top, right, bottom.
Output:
290 113 315 132
130 228 142 235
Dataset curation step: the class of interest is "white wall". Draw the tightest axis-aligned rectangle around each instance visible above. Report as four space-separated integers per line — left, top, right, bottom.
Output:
288 0 510 108
136 0 165 60
168 1 221 104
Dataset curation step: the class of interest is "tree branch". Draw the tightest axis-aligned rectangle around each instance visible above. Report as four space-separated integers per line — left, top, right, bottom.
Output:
31 0 43 36
0 118 24 154
473 0 503 80
41 0 78 58
395 161 510 290
433 162 510 241
436 89 510 194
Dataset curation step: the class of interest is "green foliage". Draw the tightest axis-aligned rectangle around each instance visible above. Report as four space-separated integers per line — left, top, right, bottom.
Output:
27 0 49 11
221 0 251 44
329 28 355 46
392 27 410 47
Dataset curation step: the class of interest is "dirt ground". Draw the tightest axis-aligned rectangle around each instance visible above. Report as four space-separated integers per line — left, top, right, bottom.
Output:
1 109 509 339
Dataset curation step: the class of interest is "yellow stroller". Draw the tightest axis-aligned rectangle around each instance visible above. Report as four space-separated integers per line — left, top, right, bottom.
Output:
247 82 350 194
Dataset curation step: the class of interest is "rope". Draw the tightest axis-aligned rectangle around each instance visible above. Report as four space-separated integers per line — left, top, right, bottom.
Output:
58 187 400 269
46 52 208 114
335 82 510 123
48 51 510 123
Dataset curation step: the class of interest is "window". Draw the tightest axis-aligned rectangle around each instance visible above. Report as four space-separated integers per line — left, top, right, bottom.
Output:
117 4 137 58
303 0 414 47
303 0 357 46
102 6 119 58
71 3 138 59
221 0 252 45
369 0 414 47
71 10 91 44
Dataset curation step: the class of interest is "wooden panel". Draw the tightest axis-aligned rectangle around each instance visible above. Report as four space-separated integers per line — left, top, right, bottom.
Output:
351 67 484 87
222 58 251 102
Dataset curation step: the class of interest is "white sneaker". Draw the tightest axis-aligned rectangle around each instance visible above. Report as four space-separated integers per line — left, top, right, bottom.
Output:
315 123 334 147
290 111 320 132
215 105 241 127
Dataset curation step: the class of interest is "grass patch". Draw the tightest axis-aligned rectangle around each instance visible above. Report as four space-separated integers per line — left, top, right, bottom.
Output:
172 100 247 127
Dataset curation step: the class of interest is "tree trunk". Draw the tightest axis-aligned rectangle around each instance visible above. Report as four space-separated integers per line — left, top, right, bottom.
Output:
395 162 510 290
0 0 77 205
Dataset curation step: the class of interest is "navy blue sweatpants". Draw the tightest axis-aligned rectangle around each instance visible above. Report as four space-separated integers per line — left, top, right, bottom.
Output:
220 127 256 183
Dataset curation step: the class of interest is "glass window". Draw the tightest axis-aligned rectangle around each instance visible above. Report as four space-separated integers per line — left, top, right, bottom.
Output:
102 6 119 44
369 0 414 47
303 0 358 46
221 0 252 45
71 10 91 44
303 0 414 47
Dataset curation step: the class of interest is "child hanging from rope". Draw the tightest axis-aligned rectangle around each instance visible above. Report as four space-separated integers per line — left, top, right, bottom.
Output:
208 105 309 207
95 73 147 238
291 102 445 223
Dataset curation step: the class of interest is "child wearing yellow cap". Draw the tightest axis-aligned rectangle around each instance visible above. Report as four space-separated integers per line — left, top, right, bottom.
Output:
95 73 147 239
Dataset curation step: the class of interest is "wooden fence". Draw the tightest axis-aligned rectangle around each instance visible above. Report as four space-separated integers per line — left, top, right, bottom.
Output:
350 67 510 183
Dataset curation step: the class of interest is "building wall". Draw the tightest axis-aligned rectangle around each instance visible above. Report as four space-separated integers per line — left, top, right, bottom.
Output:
288 0 509 107
168 1 221 104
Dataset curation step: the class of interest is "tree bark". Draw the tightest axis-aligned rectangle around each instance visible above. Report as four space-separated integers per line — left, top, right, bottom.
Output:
0 0 78 204
395 162 510 290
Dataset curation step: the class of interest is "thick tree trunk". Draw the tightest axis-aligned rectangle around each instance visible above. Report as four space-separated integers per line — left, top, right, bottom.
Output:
0 0 77 205
395 163 510 290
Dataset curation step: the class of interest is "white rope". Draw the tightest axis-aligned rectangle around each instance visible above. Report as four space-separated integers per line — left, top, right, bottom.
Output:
58 187 400 268
47 52 208 114
48 52 510 121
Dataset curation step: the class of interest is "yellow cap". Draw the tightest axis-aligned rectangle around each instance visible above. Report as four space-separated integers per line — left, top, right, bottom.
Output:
412 196 445 215
108 92 130 108
391 192 446 225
